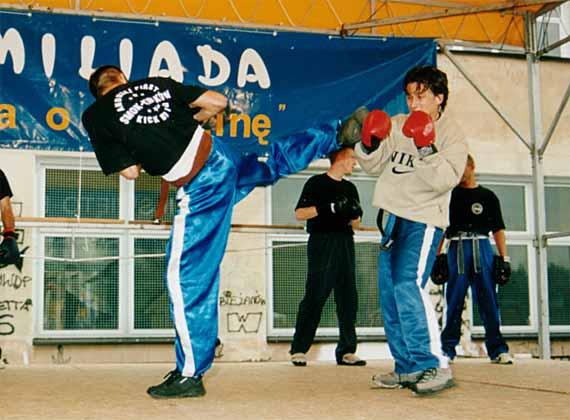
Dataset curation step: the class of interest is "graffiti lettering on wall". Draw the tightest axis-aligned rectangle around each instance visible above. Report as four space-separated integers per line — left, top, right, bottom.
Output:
430 286 446 328
429 284 472 354
227 312 262 333
220 290 265 334
219 290 266 306
0 299 32 336
0 272 32 290
0 315 14 335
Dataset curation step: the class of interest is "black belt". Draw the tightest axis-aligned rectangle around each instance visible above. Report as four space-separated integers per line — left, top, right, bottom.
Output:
376 209 398 251
449 231 488 274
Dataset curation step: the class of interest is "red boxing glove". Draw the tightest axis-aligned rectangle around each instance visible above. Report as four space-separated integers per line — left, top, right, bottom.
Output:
402 111 436 148
361 110 391 152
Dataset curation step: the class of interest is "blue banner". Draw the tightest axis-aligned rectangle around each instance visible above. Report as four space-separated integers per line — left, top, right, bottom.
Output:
0 9 435 153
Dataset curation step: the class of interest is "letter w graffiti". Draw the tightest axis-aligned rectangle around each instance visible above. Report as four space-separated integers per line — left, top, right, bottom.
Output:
227 312 262 333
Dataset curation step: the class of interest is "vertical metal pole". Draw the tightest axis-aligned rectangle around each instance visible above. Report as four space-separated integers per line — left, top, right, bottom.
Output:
370 0 376 34
525 13 551 360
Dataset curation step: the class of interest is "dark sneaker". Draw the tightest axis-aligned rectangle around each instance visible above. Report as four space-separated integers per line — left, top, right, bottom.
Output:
147 369 181 395
491 353 514 365
370 371 423 389
147 373 206 399
410 368 454 395
337 106 369 146
337 353 366 366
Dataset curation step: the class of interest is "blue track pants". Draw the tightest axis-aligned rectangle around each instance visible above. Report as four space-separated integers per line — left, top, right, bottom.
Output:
379 217 447 374
441 239 509 360
165 125 339 377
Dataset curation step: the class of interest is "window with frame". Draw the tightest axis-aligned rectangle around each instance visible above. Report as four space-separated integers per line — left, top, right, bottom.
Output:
44 168 120 219
38 160 174 338
270 175 570 339
43 236 119 331
472 182 533 331
544 184 570 331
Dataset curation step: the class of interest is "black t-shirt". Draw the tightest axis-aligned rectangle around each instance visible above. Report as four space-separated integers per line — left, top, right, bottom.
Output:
296 173 360 234
446 185 505 237
0 170 13 200
82 77 207 176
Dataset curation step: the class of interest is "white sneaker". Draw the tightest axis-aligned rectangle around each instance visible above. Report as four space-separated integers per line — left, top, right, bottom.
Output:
410 368 455 395
371 371 423 389
338 353 366 366
290 352 307 367
492 353 514 365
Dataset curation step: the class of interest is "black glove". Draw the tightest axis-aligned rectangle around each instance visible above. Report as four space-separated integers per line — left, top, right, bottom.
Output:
431 253 449 285
0 231 20 266
345 198 363 220
337 106 369 146
318 196 348 217
493 255 512 286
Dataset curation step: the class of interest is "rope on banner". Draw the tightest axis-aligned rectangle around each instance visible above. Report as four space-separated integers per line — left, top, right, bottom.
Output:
177 0 208 19
124 0 154 15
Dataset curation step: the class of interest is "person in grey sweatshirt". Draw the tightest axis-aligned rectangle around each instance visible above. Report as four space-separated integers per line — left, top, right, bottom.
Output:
340 66 468 395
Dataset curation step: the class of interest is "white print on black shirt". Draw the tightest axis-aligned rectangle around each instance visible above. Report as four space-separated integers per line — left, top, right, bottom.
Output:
114 83 172 125
471 203 483 215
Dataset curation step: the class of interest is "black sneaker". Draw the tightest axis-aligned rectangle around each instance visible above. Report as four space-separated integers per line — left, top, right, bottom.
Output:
147 369 180 395
147 371 206 399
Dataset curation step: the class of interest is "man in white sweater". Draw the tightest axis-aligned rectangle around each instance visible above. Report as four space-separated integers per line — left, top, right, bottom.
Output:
342 66 468 395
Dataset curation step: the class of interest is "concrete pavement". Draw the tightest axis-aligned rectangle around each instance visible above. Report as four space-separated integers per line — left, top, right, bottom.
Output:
1 358 569 420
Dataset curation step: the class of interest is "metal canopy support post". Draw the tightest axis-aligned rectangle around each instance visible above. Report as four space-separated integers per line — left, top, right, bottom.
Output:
540 81 570 154
525 13 551 360
439 43 532 150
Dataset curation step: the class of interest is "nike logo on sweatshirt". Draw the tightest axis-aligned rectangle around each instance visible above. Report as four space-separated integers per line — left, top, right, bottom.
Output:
392 167 414 175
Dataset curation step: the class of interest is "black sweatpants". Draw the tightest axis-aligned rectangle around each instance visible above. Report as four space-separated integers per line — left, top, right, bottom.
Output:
290 232 358 362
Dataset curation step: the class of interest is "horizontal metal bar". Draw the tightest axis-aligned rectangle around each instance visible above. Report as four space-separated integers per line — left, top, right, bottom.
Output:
33 337 174 345
543 231 570 240
438 38 525 54
342 0 563 31
382 0 472 8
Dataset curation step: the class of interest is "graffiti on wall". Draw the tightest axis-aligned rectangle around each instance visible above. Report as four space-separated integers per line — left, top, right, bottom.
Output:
220 290 265 334
0 222 32 339
430 283 474 356
0 299 32 336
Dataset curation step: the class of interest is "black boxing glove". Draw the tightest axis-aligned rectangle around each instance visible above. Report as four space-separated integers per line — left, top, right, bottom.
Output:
493 255 512 286
345 198 363 220
319 196 355 217
0 231 20 265
431 253 449 285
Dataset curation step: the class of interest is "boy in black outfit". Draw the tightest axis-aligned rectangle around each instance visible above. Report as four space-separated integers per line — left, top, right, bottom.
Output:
290 146 366 367
439 154 513 364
